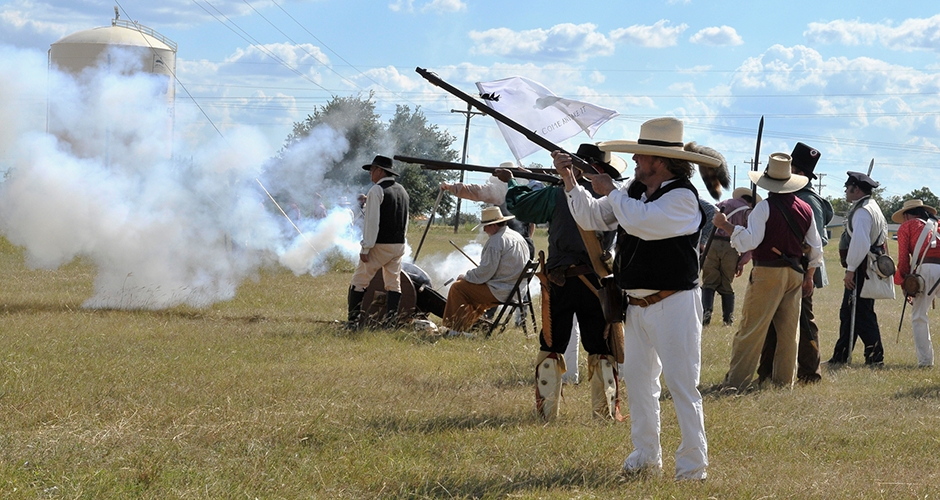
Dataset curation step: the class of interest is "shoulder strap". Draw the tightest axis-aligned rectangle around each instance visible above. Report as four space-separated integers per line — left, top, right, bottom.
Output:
912 219 938 272
768 196 805 243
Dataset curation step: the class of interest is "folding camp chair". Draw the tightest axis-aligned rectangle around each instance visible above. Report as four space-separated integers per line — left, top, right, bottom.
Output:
486 259 539 338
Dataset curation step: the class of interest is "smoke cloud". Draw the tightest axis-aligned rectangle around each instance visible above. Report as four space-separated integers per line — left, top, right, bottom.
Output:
0 44 366 309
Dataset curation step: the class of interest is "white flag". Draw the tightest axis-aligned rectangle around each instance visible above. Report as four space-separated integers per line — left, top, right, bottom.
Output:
475 76 618 161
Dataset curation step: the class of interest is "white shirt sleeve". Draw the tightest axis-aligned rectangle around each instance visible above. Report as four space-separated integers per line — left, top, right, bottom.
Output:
805 217 824 268
360 182 385 254
846 208 873 272
565 184 620 232
729 200 769 253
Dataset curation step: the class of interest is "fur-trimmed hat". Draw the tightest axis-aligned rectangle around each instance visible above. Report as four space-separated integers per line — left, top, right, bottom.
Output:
597 117 730 199
361 155 399 176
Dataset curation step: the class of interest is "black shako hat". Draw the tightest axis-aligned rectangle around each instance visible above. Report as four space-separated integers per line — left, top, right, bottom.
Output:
844 171 879 190
575 143 626 180
790 142 821 180
361 155 399 176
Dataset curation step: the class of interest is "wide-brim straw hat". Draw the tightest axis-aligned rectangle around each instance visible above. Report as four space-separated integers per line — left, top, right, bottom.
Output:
473 206 515 231
731 186 762 204
361 155 399 176
747 152 808 194
892 199 938 223
597 117 722 168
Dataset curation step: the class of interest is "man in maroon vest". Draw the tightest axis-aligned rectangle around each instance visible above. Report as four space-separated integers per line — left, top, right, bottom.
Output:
713 152 823 390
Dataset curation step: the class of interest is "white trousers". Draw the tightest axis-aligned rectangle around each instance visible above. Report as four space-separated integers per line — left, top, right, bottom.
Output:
910 263 940 366
621 288 707 480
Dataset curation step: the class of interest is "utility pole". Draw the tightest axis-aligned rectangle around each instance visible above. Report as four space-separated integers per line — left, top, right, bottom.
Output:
450 103 484 233
732 165 737 190
816 173 827 194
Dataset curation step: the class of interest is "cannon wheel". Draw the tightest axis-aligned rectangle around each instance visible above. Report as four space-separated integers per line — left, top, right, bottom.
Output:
360 271 417 327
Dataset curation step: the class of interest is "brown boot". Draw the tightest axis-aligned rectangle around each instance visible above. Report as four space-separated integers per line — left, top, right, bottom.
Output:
588 354 623 421
535 351 565 420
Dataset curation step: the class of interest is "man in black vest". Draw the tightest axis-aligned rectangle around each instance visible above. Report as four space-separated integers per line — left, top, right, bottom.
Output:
555 117 726 482
346 155 409 328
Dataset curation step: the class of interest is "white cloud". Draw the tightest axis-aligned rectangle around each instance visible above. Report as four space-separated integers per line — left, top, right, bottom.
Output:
689 26 743 46
805 14 940 52
469 23 615 61
388 0 415 12
420 0 466 13
610 20 688 48
221 43 331 78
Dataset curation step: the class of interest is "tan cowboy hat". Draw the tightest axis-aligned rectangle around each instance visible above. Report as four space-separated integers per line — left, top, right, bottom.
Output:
473 206 515 230
892 199 938 223
597 117 722 168
731 187 762 204
498 161 516 169
747 153 808 194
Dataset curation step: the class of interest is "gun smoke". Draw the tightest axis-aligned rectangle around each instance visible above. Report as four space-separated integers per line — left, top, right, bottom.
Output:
0 44 494 310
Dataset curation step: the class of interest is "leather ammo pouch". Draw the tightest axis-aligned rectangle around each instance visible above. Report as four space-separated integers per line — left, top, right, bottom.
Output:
597 275 625 324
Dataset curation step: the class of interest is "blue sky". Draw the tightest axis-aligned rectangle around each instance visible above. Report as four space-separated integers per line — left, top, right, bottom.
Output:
3 0 940 201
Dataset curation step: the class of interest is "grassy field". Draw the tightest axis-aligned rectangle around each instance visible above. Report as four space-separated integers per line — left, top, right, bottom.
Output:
2 223 940 499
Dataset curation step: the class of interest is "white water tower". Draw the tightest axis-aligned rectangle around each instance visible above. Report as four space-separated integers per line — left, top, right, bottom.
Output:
47 8 177 160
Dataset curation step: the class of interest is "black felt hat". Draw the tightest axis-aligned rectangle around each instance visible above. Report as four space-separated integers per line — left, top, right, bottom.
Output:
844 171 879 190
575 143 626 180
361 155 398 176
790 142 821 180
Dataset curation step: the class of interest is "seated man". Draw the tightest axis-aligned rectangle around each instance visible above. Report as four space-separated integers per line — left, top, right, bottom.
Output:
442 206 530 335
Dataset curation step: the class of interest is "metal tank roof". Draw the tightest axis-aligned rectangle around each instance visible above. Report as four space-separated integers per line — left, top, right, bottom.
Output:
51 19 177 52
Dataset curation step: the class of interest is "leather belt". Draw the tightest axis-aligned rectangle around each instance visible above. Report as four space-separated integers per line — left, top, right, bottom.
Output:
564 264 594 277
922 257 940 266
712 235 730 241
626 290 677 307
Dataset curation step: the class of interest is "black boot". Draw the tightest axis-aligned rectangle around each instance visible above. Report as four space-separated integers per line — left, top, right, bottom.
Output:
346 286 365 329
384 291 402 328
701 288 716 325
721 293 735 326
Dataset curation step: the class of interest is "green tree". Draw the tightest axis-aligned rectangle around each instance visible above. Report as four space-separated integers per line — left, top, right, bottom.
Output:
280 92 384 187
277 97 459 219
386 105 459 218
881 186 940 218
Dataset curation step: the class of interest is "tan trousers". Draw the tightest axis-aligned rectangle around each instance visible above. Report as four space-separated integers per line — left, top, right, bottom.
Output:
350 243 405 292
442 279 499 332
701 238 739 295
724 265 803 389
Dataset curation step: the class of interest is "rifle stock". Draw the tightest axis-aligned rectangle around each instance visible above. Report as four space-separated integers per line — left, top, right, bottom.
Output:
415 67 596 175
393 155 561 185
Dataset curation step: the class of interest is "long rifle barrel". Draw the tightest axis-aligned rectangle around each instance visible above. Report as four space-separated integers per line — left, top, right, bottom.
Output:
394 155 561 185
415 67 596 174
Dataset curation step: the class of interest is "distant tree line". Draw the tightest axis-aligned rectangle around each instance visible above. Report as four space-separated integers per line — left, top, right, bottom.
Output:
275 92 460 219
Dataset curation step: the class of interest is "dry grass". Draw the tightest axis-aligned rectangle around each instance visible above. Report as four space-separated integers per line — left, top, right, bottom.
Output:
2 227 940 498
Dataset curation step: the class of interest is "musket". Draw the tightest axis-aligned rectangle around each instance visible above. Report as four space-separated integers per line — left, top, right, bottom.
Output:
750 116 764 208
412 187 444 263
848 275 857 364
867 158 875 176
415 67 600 177
449 240 478 267
898 295 908 343
394 155 561 185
